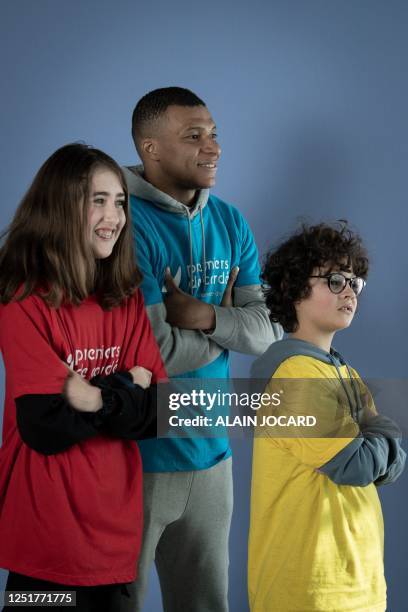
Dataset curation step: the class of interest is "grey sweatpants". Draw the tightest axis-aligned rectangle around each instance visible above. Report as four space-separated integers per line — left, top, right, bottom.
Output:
124 457 233 612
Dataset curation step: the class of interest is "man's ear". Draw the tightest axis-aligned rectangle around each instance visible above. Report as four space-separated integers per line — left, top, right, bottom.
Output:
141 138 160 161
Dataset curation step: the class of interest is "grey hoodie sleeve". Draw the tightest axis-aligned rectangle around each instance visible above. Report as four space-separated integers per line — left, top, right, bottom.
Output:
319 415 406 486
206 208 283 354
145 302 224 377
207 284 283 355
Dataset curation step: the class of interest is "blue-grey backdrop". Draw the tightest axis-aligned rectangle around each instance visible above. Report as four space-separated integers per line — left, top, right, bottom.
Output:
1 1 407 610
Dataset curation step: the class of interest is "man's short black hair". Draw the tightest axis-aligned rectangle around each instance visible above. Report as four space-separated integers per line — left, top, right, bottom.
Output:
131 87 206 150
262 222 369 333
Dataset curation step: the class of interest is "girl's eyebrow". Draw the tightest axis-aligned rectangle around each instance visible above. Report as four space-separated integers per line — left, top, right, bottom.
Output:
92 191 125 197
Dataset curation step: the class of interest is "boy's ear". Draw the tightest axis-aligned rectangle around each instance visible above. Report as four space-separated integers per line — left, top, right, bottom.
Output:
141 138 160 161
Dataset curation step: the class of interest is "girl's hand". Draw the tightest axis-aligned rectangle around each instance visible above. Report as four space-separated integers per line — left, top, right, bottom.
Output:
65 370 103 413
129 366 152 389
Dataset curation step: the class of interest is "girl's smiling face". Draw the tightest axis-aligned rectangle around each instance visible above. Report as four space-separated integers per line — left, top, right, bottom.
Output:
87 167 126 259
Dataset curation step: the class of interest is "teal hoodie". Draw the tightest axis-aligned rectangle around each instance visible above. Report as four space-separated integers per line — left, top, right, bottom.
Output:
123 165 282 471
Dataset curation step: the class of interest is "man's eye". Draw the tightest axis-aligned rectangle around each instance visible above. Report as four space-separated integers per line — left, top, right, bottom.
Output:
211 133 218 139
189 134 200 140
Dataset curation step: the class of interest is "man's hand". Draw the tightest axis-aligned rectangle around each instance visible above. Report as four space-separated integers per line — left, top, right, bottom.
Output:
65 370 103 413
164 268 216 330
129 366 152 389
220 266 239 307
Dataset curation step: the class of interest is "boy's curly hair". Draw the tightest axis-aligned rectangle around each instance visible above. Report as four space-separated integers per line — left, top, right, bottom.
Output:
262 222 369 333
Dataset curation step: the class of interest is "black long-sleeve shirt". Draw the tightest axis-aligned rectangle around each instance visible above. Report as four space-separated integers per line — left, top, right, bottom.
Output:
16 372 157 455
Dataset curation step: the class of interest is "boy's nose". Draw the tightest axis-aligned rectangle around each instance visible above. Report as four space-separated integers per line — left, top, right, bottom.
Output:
342 281 356 298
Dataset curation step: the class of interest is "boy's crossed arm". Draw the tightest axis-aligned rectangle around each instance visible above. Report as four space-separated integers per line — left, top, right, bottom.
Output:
320 413 406 487
265 360 406 488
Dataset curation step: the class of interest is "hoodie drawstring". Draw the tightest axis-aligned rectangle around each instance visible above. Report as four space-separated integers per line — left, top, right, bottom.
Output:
345 361 363 421
200 208 207 291
329 354 361 423
185 207 207 295
186 211 194 294
123 166 210 295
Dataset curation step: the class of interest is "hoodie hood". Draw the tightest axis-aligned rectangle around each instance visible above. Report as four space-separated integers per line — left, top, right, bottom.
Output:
251 338 345 379
123 165 209 218
251 337 361 421
123 164 211 294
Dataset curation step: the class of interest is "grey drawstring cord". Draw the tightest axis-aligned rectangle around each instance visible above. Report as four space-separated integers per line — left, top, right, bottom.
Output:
345 361 363 421
183 205 207 295
329 353 361 422
186 209 194 294
200 208 207 292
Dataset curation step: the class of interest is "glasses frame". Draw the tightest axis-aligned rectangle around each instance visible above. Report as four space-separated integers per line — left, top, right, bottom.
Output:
310 272 366 296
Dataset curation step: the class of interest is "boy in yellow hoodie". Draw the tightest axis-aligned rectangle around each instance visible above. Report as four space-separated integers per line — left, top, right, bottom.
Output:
248 222 406 612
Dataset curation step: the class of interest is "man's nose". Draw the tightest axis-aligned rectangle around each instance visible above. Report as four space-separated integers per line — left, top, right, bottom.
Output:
202 137 221 157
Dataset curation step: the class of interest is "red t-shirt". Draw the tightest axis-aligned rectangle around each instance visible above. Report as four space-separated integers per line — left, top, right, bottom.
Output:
0 291 166 586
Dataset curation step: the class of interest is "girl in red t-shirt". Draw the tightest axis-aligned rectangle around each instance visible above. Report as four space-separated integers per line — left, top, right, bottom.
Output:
0 143 166 611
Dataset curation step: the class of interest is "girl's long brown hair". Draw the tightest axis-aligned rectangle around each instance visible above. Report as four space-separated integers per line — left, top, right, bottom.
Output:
0 143 142 309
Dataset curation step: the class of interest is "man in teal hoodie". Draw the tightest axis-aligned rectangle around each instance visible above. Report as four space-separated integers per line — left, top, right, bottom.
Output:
123 87 282 611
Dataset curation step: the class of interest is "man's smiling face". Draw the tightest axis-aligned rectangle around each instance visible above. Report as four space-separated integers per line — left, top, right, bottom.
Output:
151 104 221 195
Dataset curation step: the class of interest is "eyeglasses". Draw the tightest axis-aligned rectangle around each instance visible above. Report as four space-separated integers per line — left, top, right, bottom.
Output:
310 273 366 296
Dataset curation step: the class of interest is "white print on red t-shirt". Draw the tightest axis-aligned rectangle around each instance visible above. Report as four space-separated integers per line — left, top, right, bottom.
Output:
65 345 121 378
